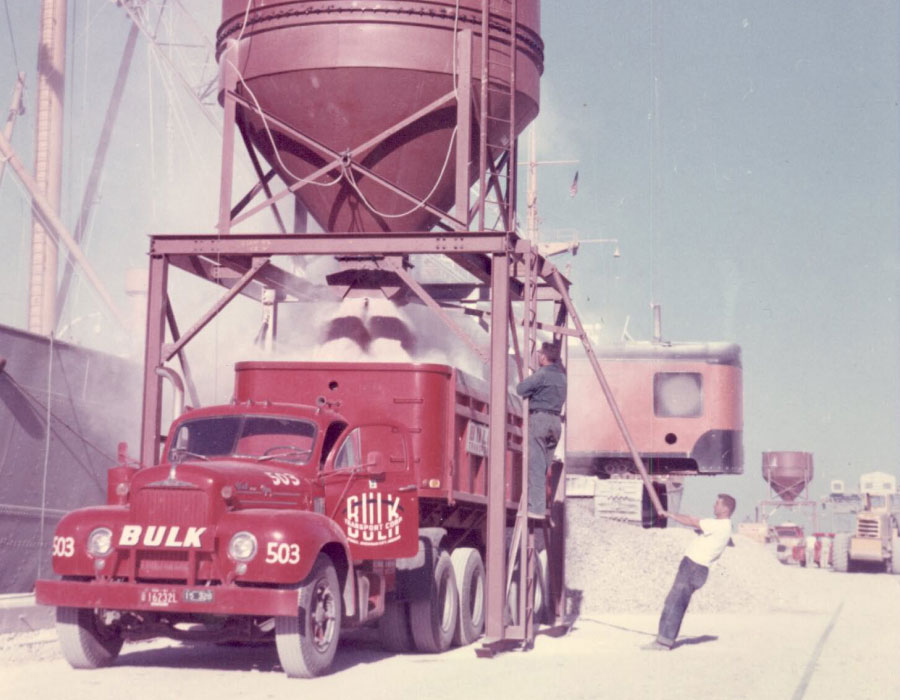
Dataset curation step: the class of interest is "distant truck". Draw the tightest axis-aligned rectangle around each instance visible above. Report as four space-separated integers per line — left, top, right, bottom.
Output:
832 471 900 574
35 362 547 677
770 523 806 565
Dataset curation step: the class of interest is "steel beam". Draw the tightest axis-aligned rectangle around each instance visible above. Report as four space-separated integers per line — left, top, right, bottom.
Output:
0 72 25 187
0 130 127 328
161 257 268 363
379 259 488 364
29 0 67 335
484 252 511 641
150 233 511 257
57 23 139 322
227 88 462 230
140 254 168 467
549 268 665 515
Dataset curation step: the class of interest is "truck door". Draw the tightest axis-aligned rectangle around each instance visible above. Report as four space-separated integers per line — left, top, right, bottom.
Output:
321 424 418 560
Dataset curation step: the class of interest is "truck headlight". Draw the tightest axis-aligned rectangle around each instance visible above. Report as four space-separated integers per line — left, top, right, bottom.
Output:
87 527 113 557
228 531 258 562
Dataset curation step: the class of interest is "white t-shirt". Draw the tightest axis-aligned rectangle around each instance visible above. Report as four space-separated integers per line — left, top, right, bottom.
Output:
684 517 732 567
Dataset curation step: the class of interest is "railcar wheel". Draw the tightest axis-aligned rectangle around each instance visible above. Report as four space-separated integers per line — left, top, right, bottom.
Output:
275 553 342 678
409 550 458 653
832 534 850 573
378 597 413 652
451 547 485 646
56 606 123 669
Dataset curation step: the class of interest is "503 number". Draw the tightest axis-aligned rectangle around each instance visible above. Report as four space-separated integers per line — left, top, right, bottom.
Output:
52 536 75 557
265 541 300 565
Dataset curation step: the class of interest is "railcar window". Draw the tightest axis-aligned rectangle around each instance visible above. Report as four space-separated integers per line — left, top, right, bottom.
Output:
653 372 703 418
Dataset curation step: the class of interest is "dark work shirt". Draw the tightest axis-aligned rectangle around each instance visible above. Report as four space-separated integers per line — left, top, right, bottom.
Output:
516 362 567 413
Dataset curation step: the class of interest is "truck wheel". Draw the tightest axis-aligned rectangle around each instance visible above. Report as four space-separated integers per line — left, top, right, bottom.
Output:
451 547 485 646
275 553 342 678
832 534 850 573
409 549 458 653
891 537 900 575
56 606 123 669
378 597 413 652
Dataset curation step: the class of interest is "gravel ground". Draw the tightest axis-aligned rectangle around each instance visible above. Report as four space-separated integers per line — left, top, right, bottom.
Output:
2 499 899 699
565 498 835 616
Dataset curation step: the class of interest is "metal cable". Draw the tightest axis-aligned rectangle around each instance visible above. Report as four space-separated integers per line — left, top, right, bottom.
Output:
37 334 54 580
2 368 119 465
2 0 19 71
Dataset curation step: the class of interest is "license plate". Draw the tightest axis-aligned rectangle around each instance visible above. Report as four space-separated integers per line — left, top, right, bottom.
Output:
183 588 214 604
140 587 177 608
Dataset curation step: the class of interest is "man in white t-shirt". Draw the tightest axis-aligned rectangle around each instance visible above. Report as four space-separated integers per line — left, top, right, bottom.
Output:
643 493 736 650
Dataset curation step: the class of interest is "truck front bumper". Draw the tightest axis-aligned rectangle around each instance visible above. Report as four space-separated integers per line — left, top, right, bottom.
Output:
849 537 885 562
35 579 300 617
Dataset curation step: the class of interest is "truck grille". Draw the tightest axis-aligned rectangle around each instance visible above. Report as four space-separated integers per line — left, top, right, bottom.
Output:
137 550 189 580
857 517 880 538
133 487 209 525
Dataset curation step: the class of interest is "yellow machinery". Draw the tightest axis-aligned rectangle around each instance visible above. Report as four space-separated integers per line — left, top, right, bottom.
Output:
833 472 900 574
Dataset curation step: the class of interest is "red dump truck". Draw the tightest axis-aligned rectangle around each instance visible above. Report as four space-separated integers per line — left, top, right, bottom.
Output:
35 362 541 677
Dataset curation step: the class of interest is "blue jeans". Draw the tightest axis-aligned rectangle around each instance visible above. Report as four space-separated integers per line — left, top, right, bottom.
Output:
657 556 709 647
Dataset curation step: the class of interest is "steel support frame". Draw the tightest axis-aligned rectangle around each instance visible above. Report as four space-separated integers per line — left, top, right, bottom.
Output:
138 6 584 655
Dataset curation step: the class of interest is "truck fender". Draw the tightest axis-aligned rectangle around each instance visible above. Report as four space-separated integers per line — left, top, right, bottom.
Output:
394 527 447 601
217 510 355 616
46 506 131 577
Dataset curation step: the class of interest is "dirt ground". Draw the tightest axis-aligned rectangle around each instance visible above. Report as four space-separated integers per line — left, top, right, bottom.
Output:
2 567 897 700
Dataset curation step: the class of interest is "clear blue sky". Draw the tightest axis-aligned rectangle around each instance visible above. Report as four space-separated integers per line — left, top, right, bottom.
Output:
1 2 897 523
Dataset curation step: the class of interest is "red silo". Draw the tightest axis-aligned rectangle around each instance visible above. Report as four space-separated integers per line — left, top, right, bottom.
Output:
216 0 544 234
762 451 814 503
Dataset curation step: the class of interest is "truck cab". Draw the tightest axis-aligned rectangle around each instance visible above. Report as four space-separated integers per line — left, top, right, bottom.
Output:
36 361 527 677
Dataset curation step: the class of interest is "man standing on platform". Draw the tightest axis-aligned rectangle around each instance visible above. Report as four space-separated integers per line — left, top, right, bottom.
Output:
516 342 566 517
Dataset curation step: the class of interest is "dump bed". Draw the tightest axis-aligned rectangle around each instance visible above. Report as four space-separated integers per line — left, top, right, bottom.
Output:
234 362 524 506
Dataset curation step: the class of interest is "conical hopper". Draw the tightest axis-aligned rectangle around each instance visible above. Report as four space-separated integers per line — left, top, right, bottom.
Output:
216 0 544 233
761 451 814 502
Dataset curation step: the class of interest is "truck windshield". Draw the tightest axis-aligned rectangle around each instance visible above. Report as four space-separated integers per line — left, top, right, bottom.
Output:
169 415 316 464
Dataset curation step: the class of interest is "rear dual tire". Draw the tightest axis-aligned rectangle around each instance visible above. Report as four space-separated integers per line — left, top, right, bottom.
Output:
451 547 485 646
409 550 458 653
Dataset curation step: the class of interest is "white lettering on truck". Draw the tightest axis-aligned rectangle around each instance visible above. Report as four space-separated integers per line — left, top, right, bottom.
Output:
118 525 208 548
344 492 402 546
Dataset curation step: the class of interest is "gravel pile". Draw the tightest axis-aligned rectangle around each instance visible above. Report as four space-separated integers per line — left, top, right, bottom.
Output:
565 498 834 616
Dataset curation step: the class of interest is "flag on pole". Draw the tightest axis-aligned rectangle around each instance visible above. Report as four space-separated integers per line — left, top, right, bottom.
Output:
569 170 579 198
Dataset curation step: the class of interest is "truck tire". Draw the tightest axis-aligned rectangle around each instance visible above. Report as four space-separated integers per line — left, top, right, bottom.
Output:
378 597 413 652
832 534 850 573
891 537 900 575
409 549 458 653
275 553 342 678
56 605 123 669
451 547 485 646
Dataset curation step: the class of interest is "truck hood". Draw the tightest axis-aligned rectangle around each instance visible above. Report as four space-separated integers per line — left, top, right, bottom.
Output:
131 460 315 510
